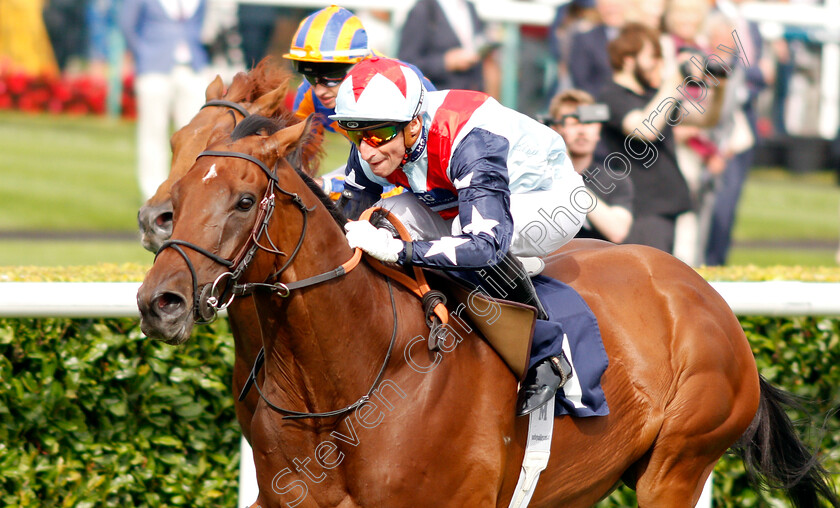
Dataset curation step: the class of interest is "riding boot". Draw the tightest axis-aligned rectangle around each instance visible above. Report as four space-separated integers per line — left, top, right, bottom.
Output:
484 253 549 320
516 352 573 417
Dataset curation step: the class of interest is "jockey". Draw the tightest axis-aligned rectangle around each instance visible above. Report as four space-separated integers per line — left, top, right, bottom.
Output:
283 5 435 205
331 57 586 416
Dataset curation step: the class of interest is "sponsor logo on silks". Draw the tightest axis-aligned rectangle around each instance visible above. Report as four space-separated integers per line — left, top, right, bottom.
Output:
409 130 427 163
415 188 457 211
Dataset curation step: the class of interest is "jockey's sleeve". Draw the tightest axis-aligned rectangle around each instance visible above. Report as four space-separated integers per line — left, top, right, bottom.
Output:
292 83 343 135
292 83 312 120
400 128 513 269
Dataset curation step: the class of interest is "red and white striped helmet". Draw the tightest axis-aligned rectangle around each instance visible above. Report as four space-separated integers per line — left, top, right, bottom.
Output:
329 57 426 124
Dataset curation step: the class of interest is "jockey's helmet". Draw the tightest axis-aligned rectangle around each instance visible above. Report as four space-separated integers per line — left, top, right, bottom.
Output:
329 57 427 127
283 5 370 65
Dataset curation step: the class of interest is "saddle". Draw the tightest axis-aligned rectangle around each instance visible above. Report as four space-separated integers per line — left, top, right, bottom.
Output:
426 271 537 381
362 206 537 381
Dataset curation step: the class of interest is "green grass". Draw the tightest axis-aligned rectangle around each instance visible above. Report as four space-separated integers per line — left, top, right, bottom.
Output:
0 111 140 231
0 240 153 266
0 111 838 266
733 168 840 241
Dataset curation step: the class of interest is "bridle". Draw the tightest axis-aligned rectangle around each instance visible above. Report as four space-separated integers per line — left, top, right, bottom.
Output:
155 147 399 420
200 99 251 123
156 149 329 323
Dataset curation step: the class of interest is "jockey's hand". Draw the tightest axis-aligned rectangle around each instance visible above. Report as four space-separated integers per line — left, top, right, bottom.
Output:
344 220 404 263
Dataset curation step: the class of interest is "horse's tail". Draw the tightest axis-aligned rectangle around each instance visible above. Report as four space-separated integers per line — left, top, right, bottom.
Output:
732 375 839 508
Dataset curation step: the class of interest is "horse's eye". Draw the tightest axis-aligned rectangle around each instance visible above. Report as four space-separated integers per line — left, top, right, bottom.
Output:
237 196 256 211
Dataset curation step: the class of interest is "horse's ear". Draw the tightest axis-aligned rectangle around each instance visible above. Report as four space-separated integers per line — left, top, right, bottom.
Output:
264 116 314 158
205 75 225 101
252 85 288 116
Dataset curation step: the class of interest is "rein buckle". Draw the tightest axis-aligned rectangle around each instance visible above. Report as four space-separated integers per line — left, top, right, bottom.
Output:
272 282 291 298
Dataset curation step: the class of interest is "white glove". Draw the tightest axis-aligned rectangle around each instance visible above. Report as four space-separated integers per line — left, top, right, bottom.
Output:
344 220 404 263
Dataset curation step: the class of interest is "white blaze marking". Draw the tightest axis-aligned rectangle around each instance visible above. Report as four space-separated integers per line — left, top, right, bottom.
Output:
202 163 218 182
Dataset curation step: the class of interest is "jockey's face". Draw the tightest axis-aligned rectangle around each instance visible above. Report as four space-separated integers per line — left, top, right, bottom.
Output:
358 129 405 178
357 117 422 178
313 82 339 109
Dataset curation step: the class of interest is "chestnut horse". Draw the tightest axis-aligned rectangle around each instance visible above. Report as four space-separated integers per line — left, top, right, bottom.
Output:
137 116 839 507
136 59 323 443
137 57 319 254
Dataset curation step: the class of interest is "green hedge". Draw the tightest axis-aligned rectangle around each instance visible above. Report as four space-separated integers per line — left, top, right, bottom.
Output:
0 318 240 507
1 265 839 506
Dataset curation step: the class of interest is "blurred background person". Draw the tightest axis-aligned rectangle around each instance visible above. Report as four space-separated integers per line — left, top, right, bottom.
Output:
201 0 244 81
236 3 282 69
568 0 627 97
356 9 396 55
515 3 553 118
659 0 725 266
397 0 499 95
549 0 598 94
547 89 633 243
120 0 208 201
704 0 771 266
598 23 727 254
43 0 89 73
625 0 666 30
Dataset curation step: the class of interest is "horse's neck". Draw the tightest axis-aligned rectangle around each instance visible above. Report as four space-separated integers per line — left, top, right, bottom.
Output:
252 202 415 414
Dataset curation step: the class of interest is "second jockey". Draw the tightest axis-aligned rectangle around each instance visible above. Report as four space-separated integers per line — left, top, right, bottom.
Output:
282 4 435 205
332 57 587 416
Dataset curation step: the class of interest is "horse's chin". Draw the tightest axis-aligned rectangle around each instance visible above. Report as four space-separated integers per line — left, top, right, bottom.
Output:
140 319 194 346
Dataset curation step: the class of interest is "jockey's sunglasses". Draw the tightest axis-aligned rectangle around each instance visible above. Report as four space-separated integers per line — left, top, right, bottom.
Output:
339 121 409 148
301 70 346 88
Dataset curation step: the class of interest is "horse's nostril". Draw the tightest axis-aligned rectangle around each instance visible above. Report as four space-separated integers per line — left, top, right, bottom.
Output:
155 212 173 227
155 292 185 315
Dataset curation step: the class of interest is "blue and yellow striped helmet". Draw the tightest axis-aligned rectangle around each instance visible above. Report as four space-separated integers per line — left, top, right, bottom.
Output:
283 5 370 63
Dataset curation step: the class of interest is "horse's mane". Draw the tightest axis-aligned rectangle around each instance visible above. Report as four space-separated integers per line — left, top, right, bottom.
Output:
221 57 324 177
225 56 293 103
230 115 346 227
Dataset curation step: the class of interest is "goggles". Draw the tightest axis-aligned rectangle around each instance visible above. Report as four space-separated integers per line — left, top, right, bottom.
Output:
301 71 346 88
339 121 408 148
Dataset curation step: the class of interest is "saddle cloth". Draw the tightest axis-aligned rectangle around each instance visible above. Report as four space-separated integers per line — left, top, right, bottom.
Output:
440 271 609 419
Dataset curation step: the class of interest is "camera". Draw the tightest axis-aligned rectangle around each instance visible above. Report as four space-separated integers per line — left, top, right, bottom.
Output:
678 46 730 79
539 103 610 126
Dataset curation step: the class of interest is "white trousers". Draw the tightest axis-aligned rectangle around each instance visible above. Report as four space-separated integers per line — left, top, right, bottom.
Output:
135 65 207 200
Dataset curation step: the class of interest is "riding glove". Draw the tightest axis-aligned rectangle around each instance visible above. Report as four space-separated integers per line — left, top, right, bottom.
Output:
344 220 404 263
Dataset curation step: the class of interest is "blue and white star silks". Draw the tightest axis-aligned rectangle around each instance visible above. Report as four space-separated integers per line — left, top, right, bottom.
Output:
461 206 499 238
453 172 473 190
342 89 574 270
424 236 470 264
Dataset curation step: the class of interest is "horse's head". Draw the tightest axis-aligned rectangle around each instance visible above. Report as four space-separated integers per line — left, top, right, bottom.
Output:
138 58 302 253
137 114 318 344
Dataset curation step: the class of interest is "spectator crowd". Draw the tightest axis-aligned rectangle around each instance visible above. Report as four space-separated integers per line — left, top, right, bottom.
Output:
0 0 824 267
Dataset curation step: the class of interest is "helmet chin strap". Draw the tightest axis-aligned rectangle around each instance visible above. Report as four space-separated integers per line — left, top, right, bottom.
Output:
399 118 422 170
